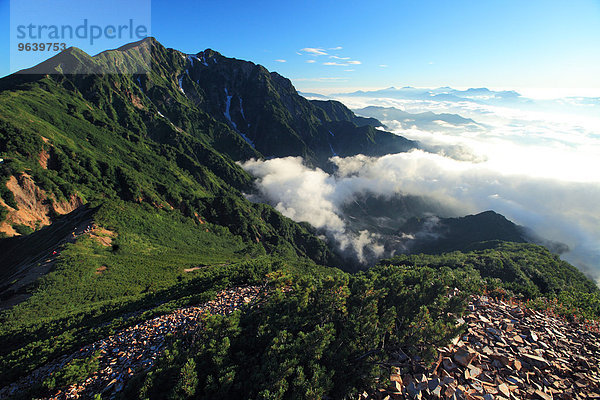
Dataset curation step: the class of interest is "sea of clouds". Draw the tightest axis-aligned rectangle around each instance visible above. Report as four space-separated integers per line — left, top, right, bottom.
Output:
241 90 600 283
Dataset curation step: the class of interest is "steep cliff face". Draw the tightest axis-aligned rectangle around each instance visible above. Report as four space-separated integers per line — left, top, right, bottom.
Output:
158 42 418 168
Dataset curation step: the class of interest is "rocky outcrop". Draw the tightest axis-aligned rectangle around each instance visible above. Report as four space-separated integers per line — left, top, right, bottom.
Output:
2 288 599 399
0 174 83 237
0 286 264 399
370 295 600 399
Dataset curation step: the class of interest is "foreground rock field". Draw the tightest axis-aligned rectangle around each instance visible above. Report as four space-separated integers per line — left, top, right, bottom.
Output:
373 295 600 399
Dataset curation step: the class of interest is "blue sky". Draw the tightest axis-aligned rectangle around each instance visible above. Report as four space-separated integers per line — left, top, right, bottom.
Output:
1 0 600 94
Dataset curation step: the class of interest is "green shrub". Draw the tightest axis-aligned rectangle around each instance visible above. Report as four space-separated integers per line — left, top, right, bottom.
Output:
42 351 100 392
0 205 7 223
12 224 34 236
127 266 476 399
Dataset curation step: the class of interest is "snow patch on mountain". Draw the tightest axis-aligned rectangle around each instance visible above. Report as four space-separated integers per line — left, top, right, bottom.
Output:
178 76 185 94
223 88 236 129
329 143 337 156
239 97 246 120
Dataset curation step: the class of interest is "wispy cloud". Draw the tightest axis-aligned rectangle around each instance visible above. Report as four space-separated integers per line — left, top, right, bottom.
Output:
344 69 355 72
329 46 343 50
324 60 361 67
300 47 328 56
305 60 316 63
379 64 388 68
275 59 286 63
329 55 350 60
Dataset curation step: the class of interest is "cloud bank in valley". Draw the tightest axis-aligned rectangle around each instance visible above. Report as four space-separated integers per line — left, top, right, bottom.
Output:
242 89 600 282
242 152 600 281
241 156 385 264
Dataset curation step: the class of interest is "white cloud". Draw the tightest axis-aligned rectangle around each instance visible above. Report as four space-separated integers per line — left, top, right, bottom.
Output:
241 157 385 263
300 47 328 56
242 151 600 279
347 60 362 65
344 69 355 72
379 64 388 68
330 55 350 60
323 62 348 66
274 59 286 63
334 92 600 279
305 60 316 63
329 46 343 50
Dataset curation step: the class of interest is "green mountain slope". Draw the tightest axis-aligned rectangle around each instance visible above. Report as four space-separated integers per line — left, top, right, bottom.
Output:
0 38 351 384
399 210 529 254
0 38 598 398
380 241 600 316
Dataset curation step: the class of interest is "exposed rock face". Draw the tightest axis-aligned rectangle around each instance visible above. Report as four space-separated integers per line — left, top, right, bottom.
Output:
0 174 83 237
368 295 600 399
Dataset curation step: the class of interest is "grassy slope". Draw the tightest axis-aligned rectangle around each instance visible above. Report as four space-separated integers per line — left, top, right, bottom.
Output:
0 198 339 385
0 41 338 385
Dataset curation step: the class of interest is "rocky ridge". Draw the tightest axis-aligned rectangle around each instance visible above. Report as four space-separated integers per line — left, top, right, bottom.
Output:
371 295 600 399
0 285 264 399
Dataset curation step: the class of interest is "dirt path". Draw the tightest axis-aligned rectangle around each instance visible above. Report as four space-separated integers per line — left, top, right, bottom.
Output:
0 285 264 399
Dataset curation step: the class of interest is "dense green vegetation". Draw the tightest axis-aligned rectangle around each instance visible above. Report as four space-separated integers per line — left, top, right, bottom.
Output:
0 199 336 387
121 264 480 399
114 243 600 399
381 241 600 318
42 351 101 392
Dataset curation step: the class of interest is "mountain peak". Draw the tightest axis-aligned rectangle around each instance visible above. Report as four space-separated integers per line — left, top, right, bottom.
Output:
198 48 222 58
17 45 95 74
109 36 158 52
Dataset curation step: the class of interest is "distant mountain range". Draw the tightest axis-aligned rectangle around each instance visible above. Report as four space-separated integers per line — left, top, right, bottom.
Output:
398 210 529 254
338 193 567 264
335 86 526 105
353 106 482 132
327 86 600 120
